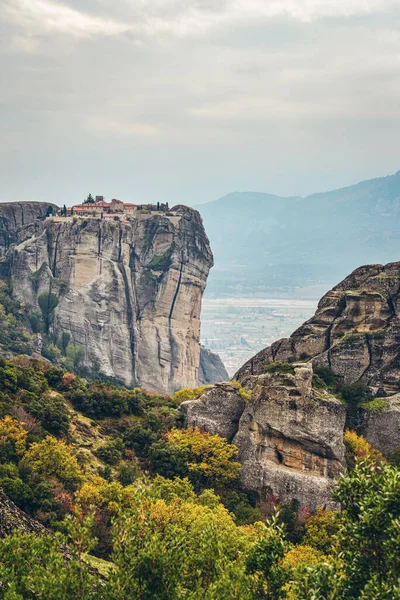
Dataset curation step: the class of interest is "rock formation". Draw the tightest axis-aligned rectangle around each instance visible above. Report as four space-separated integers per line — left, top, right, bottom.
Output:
6 204 225 394
235 262 400 395
180 382 245 441
0 201 56 257
0 488 45 538
233 365 346 510
181 365 346 509
199 346 229 385
182 262 400 508
360 395 400 456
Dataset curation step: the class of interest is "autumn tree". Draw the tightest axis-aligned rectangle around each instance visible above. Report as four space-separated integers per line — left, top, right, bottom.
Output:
149 427 241 488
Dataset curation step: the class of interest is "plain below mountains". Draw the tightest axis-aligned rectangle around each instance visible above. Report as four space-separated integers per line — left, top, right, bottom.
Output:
197 170 400 297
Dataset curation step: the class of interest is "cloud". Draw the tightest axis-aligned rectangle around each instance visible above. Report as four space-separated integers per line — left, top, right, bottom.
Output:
2 0 395 42
2 0 130 38
1 0 400 206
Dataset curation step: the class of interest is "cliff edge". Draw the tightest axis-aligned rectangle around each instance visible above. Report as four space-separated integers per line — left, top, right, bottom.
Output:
6 204 222 394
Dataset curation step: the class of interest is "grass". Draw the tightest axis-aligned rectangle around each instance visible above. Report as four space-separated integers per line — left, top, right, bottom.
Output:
83 554 116 578
263 362 295 375
360 398 388 411
29 262 48 282
143 269 160 282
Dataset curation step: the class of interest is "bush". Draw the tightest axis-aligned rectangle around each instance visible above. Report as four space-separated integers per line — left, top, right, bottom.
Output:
171 386 209 404
263 362 295 375
96 438 125 465
149 427 241 488
19 390 69 436
344 430 384 470
118 461 140 486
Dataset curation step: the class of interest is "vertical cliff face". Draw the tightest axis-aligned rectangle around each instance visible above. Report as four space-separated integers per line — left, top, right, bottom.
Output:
0 202 57 257
10 206 214 394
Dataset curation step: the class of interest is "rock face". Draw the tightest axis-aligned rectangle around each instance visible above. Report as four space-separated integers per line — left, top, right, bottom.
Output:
360 396 400 456
182 263 400 508
8 205 220 394
233 365 346 510
199 346 229 385
180 382 245 442
0 202 56 257
0 488 45 538
181 365 346 508
235 262 400 396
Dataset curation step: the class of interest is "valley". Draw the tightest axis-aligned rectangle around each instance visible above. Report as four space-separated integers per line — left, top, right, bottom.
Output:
200 296 319 376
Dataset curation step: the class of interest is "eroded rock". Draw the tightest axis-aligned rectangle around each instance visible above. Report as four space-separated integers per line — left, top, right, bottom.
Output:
199 346 229 385
233 364 346 510
8 206 216 394
361 395 400 456
235 262 400 396
179 382 245 442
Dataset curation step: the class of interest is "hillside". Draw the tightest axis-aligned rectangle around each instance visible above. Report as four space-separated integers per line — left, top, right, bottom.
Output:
198 170 400 296
0 354 398 598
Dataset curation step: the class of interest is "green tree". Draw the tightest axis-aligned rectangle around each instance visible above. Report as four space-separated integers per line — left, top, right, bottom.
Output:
38 292 59 334
84 194 95 204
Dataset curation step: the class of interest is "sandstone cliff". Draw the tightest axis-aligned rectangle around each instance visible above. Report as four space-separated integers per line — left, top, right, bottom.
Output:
233 262 400 457
8 205 218 394
181 262 400 509
0 201 56 257
181 365 346 509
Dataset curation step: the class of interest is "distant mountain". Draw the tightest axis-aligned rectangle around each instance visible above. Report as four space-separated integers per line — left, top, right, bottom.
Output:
197 171 400 297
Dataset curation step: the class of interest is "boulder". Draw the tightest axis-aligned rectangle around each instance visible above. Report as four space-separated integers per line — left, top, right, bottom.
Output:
180 382 245 442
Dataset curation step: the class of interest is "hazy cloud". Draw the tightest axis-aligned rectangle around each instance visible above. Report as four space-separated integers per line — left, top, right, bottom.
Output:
1 0 400 205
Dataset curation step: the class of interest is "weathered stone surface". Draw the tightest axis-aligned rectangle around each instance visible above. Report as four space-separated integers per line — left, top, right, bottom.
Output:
8 206 217 394
233 364 346 510
361 395 400 456
199 346 229 385
235 262 400 396
0 488 45 538
0 202 57 257
179 382 245 442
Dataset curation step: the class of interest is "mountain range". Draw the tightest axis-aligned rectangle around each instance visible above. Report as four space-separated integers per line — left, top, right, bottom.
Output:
197 170 400 297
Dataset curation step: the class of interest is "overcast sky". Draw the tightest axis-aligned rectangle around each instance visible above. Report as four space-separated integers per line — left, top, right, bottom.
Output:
1 0 400 207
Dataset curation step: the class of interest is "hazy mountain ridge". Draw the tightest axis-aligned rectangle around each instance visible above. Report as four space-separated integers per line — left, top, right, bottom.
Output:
198 170 400 296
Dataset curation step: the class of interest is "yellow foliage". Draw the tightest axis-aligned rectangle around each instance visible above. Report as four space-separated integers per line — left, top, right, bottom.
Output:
166 427 241 485
0 415 28 456
76 477 137 513
171 386 210 404
344 430 384 468
23 436 84 489
280 544 326 571
230 380 251 402
303 507 339 554
145 496 254 557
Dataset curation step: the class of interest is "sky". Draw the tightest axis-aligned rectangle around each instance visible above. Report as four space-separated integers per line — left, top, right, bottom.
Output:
1 0 400 207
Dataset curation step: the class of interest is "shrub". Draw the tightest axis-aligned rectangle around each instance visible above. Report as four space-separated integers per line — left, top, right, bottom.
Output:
149 427 241 487
21 436 84 491
303 507 339 554
171 386 209 404
263 362 295 375
343 430 384 470
38 292 59 333
19 390 69 436
96 438 125 465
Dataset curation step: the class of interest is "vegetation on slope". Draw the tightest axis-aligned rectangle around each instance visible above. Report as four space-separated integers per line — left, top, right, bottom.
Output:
0 353 396 597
